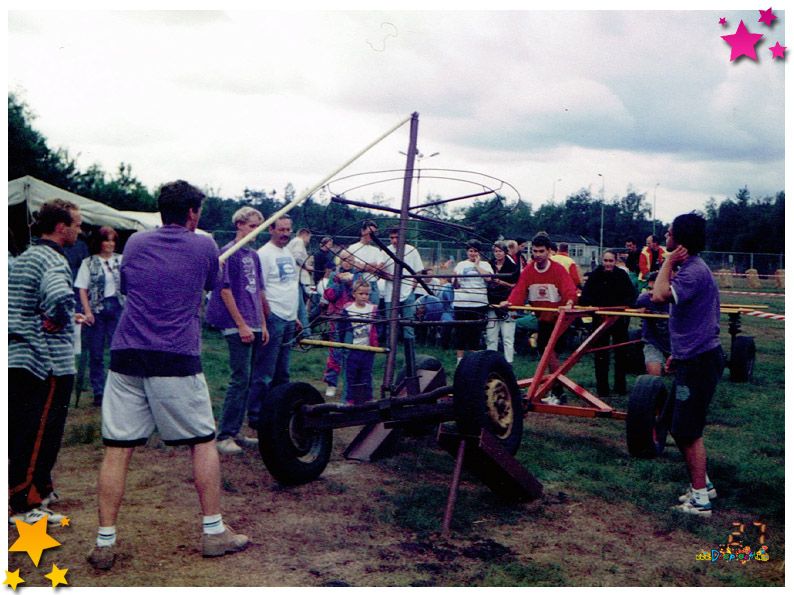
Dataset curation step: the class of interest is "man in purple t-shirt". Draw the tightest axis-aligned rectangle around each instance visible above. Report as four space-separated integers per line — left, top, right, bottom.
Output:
88 181 249 570
205 206 269 455
653 213 724 518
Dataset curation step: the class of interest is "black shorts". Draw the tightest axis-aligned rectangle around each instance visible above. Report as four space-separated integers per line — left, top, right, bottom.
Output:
666 346 725 439
536 320 564 354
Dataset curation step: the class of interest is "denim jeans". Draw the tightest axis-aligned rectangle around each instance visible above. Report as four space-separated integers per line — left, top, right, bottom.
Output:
343 350 375 404
217 331 261 441
247 313 296 429
86 296 122 399
382 292 416 341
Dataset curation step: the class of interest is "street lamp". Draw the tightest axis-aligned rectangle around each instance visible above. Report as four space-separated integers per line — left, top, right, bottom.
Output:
552 178 562 201
399 149 439 203
598 173 605 255
652 183 660 236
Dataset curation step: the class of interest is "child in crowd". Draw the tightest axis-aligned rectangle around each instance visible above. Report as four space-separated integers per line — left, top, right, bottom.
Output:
340 279 379 404
634 271 671 375
322 250 363 398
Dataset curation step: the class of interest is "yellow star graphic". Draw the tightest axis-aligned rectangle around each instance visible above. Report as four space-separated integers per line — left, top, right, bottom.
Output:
59 517 70 527
3 569 25 591
8 517 61 567
44 564 68 588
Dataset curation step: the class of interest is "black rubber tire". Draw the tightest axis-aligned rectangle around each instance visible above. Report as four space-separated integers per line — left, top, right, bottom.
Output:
729 336 756 382
626 375 668 458
393 355 444 388
452 351 523 455
258 382 333 485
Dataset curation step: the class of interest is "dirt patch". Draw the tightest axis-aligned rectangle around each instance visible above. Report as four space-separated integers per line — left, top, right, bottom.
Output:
7 412 784 587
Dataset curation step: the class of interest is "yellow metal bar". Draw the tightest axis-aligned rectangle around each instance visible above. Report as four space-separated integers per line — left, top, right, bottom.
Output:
219 114 412 264
299 338 388 353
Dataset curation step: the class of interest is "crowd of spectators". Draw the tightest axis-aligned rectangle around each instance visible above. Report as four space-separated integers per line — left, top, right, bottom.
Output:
11 184 713 572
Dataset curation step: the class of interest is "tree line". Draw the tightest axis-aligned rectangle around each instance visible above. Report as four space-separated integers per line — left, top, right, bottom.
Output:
9 93 784 254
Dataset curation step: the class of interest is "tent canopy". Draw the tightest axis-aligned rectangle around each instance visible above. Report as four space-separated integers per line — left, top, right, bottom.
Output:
9 176 156 232
8 176 212 248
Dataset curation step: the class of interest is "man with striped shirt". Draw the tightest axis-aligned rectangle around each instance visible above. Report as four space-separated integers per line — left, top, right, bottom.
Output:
8 199 83 526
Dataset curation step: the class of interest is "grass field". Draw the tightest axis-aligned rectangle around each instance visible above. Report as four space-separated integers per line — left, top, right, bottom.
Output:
11 292 784 587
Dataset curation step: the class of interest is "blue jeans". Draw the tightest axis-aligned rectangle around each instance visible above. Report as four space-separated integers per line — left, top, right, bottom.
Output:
217 331 261 441
343 350 375 404
382 292 416 341
247 313 296 429
86 297 122 399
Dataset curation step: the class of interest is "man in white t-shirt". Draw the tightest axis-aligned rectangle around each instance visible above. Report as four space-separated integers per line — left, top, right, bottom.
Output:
382 228 424 341
286 227 312 337
247 215 302 430
346 220 386 307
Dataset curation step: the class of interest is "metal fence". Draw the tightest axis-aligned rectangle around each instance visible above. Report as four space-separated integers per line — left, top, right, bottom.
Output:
208 231 784 279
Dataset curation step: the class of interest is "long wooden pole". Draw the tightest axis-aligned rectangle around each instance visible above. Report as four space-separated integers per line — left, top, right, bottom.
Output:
218 114 412 264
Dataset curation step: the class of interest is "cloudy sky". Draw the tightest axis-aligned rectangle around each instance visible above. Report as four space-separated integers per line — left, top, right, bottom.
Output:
8 7 787 226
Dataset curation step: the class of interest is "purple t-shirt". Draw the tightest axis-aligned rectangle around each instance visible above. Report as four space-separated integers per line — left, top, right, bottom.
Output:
111 226 219 374
669 256 721 360
205 242 264 330
635 291 671 354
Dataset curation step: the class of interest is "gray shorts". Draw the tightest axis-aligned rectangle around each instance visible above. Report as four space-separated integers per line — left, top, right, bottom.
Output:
102 371 216 447
643 342 667 365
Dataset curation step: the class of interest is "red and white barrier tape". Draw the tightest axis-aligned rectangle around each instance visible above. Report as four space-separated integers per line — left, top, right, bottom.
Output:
713 272 781 277
720 290 785 298
742 311 785 321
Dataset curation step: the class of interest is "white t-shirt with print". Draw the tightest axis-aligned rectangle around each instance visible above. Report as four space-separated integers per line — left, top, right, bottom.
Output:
258 242 299 321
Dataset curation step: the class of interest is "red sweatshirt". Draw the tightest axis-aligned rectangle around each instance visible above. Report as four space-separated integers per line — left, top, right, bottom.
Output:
507 259 578 323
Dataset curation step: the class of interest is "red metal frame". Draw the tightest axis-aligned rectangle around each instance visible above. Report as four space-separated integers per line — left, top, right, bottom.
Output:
517 307 638 420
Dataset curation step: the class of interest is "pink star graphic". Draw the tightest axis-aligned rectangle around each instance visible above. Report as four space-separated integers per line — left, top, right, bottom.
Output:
721 20 765 61
719 17 727 26
769 42 786 59
758 8 777 27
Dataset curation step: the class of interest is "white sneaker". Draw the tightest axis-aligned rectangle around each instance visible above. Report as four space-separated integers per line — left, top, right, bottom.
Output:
540 394 565 405
325 385 336 398
216 438 243 455
8 507 65 526
674 498 713 518
41 490 61 508
678 482 717 502
235 432 258 446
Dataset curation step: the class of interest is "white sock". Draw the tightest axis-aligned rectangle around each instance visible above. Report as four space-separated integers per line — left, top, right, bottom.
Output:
692 487 710 505
96 526 117 547
203 513 224 535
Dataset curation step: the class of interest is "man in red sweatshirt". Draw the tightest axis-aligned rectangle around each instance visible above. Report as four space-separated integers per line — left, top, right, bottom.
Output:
501 233 577 404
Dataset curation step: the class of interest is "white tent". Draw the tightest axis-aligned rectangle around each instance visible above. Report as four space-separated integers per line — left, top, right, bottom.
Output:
8 176 211 242
9 175 156 232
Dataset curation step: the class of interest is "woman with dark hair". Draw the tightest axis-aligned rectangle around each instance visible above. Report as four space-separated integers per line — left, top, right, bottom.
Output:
74 226 125 405
578 249 637 400
452 239 493 365
486 240 520 363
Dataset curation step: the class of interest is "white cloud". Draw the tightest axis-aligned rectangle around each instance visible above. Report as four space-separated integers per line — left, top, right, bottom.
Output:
8 9 785 227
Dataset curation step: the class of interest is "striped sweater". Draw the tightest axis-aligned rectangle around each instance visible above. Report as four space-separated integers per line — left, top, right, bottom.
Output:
8 240 76 379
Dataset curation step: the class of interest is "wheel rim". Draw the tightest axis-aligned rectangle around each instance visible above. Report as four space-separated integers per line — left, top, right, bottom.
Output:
484 374 514 439
287 402 323 462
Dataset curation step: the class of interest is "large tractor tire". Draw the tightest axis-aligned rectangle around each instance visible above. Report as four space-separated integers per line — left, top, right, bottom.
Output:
452 351 523 455
729 336 756 383
258 382 333 485
626 375 668 458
